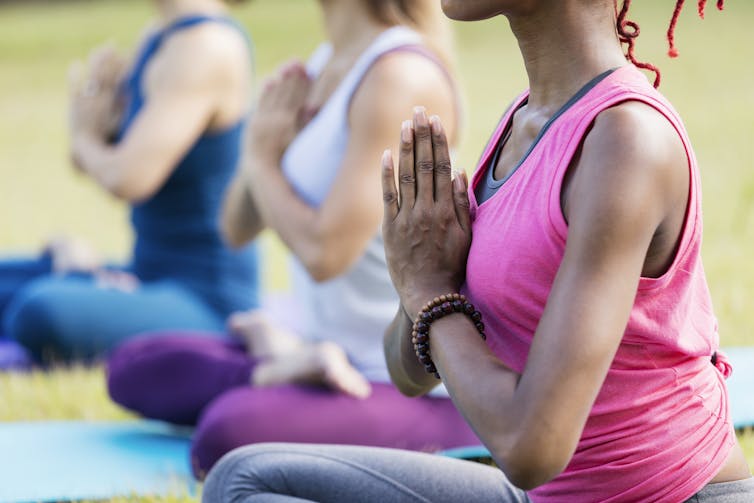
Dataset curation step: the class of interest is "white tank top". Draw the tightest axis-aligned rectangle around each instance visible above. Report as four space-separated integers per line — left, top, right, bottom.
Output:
280 27 422 383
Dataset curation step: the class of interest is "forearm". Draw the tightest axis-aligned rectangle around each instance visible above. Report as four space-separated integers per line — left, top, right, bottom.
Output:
428 314 566 489
383 306 439 396
221 169 264 247
72 132 125 196
249 160 338 281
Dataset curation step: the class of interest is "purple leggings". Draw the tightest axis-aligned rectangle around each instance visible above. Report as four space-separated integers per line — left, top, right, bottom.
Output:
107 333 480 479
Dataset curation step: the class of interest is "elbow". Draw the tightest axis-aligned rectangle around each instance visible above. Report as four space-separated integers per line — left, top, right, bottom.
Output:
386 364 430 397
105 175 160 203
300 245 350 283
306 264 341 283
220 216 249 249
500 461 563 492
490 436 572 491
109 184 154 204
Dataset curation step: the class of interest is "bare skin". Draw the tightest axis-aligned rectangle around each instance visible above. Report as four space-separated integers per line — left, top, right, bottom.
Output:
69 0 249 203
221 1 456 399
383 0 749 491
227 310 372 398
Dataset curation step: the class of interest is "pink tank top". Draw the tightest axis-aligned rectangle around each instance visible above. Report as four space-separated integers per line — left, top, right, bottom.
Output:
463 65 734 502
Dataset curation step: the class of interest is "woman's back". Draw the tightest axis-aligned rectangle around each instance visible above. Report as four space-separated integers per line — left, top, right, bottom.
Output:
119 16 259 316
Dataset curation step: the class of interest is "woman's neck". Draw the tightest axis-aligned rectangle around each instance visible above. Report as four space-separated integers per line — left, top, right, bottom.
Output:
320 0 388 57
508 3 628 115
154 0 227 24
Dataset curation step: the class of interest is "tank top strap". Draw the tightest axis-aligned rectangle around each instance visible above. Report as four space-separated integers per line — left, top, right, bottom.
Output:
543 65 701 287
128 15 251 83
335 26 424 107
118 15 252 139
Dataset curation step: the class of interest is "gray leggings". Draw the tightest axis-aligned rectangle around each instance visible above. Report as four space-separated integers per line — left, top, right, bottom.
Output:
202 443 754 503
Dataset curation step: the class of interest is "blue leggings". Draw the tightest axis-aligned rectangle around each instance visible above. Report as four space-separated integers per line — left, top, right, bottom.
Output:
0 255 225 362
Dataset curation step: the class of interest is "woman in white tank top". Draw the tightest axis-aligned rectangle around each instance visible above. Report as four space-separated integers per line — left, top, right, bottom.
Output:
106 0 480 479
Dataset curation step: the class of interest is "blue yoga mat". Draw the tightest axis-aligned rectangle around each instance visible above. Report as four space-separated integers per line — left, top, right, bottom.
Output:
0 348 751 501
0 420 194 503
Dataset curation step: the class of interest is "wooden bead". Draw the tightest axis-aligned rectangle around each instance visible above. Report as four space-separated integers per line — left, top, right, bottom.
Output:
411 292 486 380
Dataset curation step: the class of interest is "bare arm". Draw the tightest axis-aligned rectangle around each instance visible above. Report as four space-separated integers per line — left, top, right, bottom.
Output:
382 104 688 489
220 166 265 247
383 305 441 396
246 54 456 281
70 25 249 203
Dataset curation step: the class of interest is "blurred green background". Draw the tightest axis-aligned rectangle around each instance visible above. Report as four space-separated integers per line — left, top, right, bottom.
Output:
0 0 753 499
2 1 753 338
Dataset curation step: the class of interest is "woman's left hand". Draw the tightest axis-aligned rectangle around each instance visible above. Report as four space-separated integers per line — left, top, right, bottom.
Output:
381 108 472 315
246 60 311 169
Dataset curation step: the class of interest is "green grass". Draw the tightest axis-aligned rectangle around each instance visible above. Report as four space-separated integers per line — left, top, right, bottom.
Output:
1 1 754 501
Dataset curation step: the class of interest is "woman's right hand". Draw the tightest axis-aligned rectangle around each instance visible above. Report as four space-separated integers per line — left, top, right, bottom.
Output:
246 60 311 168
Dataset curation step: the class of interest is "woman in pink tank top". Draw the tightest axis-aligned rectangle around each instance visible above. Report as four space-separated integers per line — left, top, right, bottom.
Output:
202 1 753 502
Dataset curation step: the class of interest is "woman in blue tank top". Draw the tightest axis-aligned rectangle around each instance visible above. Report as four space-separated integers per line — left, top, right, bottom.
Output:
0 0 259 365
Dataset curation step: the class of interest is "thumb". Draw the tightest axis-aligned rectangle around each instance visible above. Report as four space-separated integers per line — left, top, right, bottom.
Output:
453 170 472 232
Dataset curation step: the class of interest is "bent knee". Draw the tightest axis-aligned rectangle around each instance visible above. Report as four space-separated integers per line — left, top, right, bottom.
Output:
202 443 292 501
191 389 273 479
106 335 203 423
106 337 156 411
4 282 67 361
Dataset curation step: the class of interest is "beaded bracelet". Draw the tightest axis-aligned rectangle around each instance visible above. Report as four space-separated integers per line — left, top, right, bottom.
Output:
411 293 486 379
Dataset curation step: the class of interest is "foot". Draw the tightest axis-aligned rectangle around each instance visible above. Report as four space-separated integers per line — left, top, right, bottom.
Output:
228 310 302 359
45 235 102 274
252 341 372 399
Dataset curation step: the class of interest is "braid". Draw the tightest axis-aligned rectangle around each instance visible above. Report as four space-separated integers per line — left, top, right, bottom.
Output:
616 0 726 88
616 0 662 87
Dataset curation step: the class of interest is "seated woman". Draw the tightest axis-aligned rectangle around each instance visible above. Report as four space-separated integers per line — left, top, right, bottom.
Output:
107 0 480 479
202 1 754 502
0 0 259 363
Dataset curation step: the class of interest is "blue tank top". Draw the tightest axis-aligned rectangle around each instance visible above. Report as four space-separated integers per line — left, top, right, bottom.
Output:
116 15 260 317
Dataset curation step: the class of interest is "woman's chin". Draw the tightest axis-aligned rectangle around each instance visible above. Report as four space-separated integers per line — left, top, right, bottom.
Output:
440 0 503 21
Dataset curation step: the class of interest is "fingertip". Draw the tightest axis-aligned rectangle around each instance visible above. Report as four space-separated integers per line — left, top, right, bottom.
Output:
413 106 428 125
382 149 393 168
291 60 307 75
401 120 413 143
430 115 444 136
453 174 464 192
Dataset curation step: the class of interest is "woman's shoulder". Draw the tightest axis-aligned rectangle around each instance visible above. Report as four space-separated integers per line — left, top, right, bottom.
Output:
354 47 455 109
158 19 249 68
143 18 250 95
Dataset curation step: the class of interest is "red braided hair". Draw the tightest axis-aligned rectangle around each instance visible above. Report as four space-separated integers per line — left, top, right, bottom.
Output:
616 0 725 88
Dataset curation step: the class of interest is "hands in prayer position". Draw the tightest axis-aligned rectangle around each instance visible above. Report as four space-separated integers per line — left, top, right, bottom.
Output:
381 107 471 316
